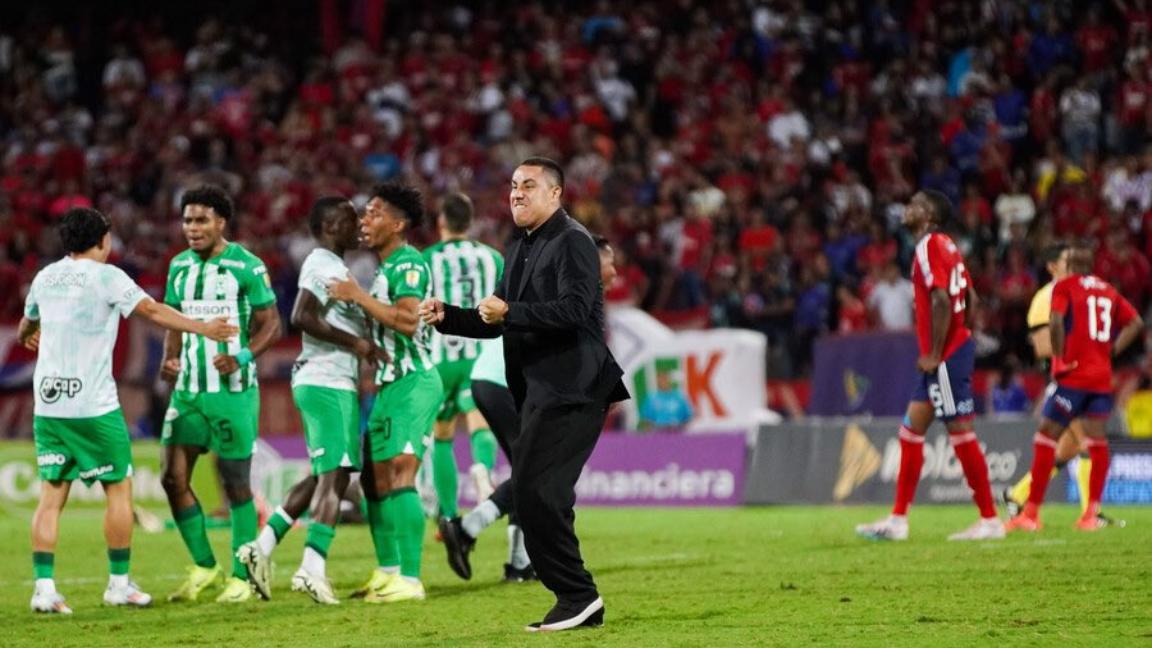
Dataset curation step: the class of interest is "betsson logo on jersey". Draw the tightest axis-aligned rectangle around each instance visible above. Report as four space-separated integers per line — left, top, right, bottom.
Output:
39 377 83 403
182 300 238 321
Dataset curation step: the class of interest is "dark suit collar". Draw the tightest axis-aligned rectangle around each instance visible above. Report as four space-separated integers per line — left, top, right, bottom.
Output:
514 207 567 299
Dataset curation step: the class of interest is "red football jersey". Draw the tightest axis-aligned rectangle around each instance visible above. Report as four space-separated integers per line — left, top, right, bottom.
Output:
911 232 972 360
1050 274 1139 392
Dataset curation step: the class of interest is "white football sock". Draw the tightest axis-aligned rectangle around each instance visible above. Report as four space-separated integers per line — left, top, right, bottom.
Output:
508 524 530 569
462 500 500 538
301 547 325 578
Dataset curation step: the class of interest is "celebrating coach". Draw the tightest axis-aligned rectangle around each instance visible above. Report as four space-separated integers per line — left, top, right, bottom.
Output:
419 157 628 632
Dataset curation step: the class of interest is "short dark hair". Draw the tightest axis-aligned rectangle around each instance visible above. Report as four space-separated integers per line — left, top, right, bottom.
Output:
519 156 565 189
370 182 424 229
593 235 611 251
921 189 952 226
440 193 473 233
309 196 352 236
59 207 110 254
1042 242 1069 266
1067 242 1094 274
181 185 234 220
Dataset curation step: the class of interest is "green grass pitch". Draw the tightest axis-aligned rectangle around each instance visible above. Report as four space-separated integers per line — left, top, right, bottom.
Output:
3 505 1150 646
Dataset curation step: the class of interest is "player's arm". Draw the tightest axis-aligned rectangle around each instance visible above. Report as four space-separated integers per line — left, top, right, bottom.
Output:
919 288 952 372
329 276 421 337
422 299 504 338
291 288 380 360
132 298 237 341
964 286 978 331
1113 296 1144 357
17 317 39 351
1049 308 1066 359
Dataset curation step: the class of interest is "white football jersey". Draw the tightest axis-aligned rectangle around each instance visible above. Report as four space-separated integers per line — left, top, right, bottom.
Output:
291 248 366 392
24 257 148 418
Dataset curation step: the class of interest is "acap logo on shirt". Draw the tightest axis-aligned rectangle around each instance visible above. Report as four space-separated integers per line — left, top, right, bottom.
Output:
39 377 83 403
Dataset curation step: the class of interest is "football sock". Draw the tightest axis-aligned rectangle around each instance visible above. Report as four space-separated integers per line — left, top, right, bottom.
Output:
230 498 258 579
1076 455 1094 514
1025 432 1059 515
1085 439 1110 513
33 551 54 581
367 497 399 569
303 522 335 578
891 425 924 516
393 487 425 579
470 428 498 471
108 547 130 576
433 439 459 518
949 430 997 519
508 524 530 569
462 500 501 538
174 502 217 568
258 507 295 555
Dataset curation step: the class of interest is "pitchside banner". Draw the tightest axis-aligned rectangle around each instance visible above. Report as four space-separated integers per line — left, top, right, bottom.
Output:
265 431 747 507
745 418 1052 505
809 331 920 417
608 307 767 431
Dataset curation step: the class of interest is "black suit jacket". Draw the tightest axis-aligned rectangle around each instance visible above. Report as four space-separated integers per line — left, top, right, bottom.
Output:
437 208 629 410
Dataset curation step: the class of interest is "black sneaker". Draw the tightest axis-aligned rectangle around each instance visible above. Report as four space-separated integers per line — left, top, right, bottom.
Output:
438 516 475 580
525 597 604 632
503 562 537 583
1001 487 1022 518
1096 511 1126 528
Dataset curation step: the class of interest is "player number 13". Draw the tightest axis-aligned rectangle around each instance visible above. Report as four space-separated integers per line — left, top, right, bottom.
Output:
1087 295 1112 342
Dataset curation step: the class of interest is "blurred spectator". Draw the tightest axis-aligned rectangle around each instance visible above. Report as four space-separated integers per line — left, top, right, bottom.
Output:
639 369 694 431
868 261 914 330
988 360 1031 415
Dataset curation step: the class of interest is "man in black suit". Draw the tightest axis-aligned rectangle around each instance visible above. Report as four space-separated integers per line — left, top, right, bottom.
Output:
420 157 628 632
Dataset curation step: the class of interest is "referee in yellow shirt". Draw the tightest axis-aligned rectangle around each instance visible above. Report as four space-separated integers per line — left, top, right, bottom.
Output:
1003 243 1116 525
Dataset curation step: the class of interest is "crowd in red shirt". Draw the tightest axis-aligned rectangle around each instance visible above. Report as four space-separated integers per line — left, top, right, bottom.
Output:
1 1 1150 378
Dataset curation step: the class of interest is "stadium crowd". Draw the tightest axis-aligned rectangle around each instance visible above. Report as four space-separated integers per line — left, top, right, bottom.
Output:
2 0 1152 378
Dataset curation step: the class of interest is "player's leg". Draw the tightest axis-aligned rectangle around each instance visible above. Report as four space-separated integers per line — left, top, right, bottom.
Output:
943 415 1005 540
363 370 443 602
101 479 151 606
1006 389 1071 531
210 389 261 603
465 407 498 501
1074 396 1113 531
431 417 459 518
854 400 933 541
354 395 403 598
30 478 72 614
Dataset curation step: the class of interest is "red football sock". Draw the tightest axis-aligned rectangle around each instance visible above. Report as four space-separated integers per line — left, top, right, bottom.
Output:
1026 432 1059 513
1084 437 1110 513
949 429 997 519
891 425 924 516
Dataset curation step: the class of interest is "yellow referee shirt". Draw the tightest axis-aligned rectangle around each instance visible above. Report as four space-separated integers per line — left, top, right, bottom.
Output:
1027 281 1054 331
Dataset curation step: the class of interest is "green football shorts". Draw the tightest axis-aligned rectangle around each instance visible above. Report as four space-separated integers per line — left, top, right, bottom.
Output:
161 389 260 460
293 385 361 475
34 409 132 485
366 370 445 462
435 358 477 422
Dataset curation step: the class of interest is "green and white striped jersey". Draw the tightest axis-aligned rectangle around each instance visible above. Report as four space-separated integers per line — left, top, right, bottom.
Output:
164 242 277 394
422 239 503 364
371 244 435 385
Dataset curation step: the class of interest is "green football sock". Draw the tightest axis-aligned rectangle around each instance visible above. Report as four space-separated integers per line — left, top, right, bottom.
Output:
433 439 459 518
470 428 498 471
33 552 54 580
174 502 217 568
108 548 130 576
305 522 336 559
230 498 258 579
367 497 400 569
393 487 425 579
268 508 294 542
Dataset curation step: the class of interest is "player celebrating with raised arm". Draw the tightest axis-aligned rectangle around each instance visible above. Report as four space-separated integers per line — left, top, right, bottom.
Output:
856 190 1005 542
327 183 445 603
1006 245 1144 532
161 185 282 604
423 193 504 524
238 197 384 604
19 207 237 614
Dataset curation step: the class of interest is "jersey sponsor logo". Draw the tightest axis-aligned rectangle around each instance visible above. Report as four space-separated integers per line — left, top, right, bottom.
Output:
182 299 238 320
39 377 83 403
44 272 88 288
220 259 247 270
78 464 114 479
37 453 68 467
309 447 327 458
171 258 195 268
